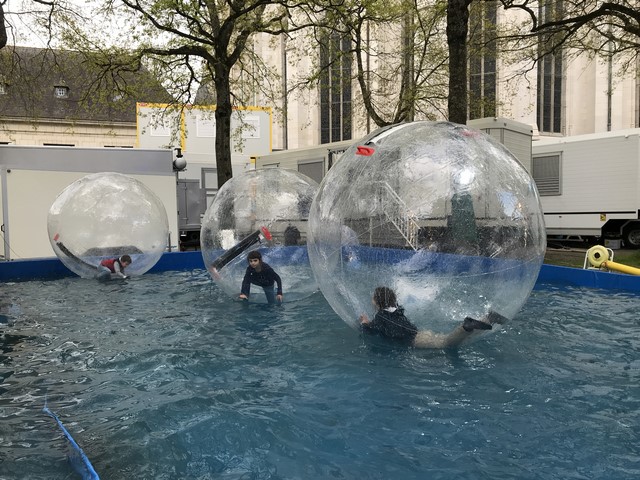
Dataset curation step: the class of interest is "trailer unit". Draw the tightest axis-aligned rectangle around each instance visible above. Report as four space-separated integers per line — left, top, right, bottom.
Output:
532 129 640 248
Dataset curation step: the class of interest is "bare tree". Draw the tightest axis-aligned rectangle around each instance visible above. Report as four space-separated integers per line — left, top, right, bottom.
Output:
312 0 493 127
52 0 319 187
122 1 294 186
7 1 366 184
499 0 640 75
1 0 68 50
299 0 448 130
446 0 473 124
492 0 640 122
503 0 640 47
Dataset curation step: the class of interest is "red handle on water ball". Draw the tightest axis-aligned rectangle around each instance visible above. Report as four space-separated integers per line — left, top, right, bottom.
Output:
260 226 272 241
356 146 375 156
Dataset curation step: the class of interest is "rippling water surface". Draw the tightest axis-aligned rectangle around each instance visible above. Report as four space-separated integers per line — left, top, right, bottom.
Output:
1 271 639 479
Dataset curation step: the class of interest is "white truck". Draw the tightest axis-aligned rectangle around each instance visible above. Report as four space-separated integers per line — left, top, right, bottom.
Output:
533 129 640 248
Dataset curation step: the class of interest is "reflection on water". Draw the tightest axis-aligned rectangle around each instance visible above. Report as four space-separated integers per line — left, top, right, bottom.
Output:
0 272 639 479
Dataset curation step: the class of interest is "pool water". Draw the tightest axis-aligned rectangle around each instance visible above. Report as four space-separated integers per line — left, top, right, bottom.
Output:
1 270 639 479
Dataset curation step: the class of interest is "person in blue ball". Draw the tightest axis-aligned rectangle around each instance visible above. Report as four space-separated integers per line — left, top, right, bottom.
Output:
359 286 507 348
239 250 283 304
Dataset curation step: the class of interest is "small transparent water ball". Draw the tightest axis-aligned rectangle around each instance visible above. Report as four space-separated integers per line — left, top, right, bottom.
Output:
308 121 546 339
201 168 319 303
47 172 169 278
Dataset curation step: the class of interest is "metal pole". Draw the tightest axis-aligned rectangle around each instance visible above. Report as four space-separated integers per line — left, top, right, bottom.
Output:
1 167 10 260
607 39 613 132
281 34 288 150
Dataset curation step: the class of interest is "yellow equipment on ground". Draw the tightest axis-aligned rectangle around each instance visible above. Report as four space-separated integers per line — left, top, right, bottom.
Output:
585 245 640 275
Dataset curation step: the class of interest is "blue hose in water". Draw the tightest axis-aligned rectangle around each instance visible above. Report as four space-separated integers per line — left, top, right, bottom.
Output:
43 400 100 480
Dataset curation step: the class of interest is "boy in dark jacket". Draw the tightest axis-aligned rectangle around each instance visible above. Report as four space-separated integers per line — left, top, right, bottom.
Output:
239 250 283 304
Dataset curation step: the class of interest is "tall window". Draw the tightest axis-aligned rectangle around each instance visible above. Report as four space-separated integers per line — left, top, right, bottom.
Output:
468 1 497 120
537 1 564 134
319 32 352 144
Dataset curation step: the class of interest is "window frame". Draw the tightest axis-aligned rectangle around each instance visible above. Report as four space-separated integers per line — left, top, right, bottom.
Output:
54 86 69 98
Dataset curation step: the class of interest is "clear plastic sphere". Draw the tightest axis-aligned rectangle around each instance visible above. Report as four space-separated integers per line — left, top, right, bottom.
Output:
201 168 319 303
47 172 169 278
308 121 546 339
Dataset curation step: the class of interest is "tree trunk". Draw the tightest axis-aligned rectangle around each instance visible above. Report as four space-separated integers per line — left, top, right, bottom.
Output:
401 10 415 122
213 64 234 189
0 5 7 50
447 0 471 124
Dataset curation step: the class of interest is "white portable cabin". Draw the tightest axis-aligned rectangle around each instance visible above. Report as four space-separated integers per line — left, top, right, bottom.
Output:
532 129 640 247
0 145 179 260
467 117 533 173
254 120 535 249
257 118 533 185
255 140 354 184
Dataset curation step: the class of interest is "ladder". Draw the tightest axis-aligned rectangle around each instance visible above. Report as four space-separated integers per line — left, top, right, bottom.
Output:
379 182 420 251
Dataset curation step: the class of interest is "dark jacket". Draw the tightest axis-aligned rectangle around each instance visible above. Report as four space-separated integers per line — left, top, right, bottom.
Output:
241 262 283 296
362 307 418 343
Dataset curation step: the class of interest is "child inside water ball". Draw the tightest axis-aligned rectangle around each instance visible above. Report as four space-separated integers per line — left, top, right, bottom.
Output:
239 250 283 304
359 286 508 348
98 255 132 280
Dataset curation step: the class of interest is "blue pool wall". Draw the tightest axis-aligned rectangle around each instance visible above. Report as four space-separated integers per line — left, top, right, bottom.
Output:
1 250 640 293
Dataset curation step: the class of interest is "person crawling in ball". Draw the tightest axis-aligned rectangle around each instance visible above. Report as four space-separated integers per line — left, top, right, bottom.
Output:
98 255 132 280
359 286 507 348
239 250 283 304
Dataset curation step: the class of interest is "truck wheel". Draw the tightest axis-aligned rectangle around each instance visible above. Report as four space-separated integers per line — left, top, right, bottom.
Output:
622 227 640 249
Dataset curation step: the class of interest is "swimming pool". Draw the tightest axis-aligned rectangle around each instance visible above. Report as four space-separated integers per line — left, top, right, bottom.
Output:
1 270 639 479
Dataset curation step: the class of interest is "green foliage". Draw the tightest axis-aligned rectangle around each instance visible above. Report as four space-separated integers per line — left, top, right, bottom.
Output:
45 0 296 185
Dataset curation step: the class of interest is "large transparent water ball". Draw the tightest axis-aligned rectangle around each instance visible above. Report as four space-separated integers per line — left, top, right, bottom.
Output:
308 121 546 340
47 172 169 278
201 168 319 303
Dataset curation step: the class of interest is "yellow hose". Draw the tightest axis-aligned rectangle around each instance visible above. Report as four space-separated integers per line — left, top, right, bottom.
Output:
602 261 640 276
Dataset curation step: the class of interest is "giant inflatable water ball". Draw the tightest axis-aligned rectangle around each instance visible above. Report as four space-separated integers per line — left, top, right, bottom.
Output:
48 172 169 278
201 168 319 303
308 121 546 340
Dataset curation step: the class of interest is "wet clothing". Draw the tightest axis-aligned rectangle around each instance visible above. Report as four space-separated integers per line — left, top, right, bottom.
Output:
361 307 418 344
100 258 125 274
261 286 277 305
241 262 283 298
